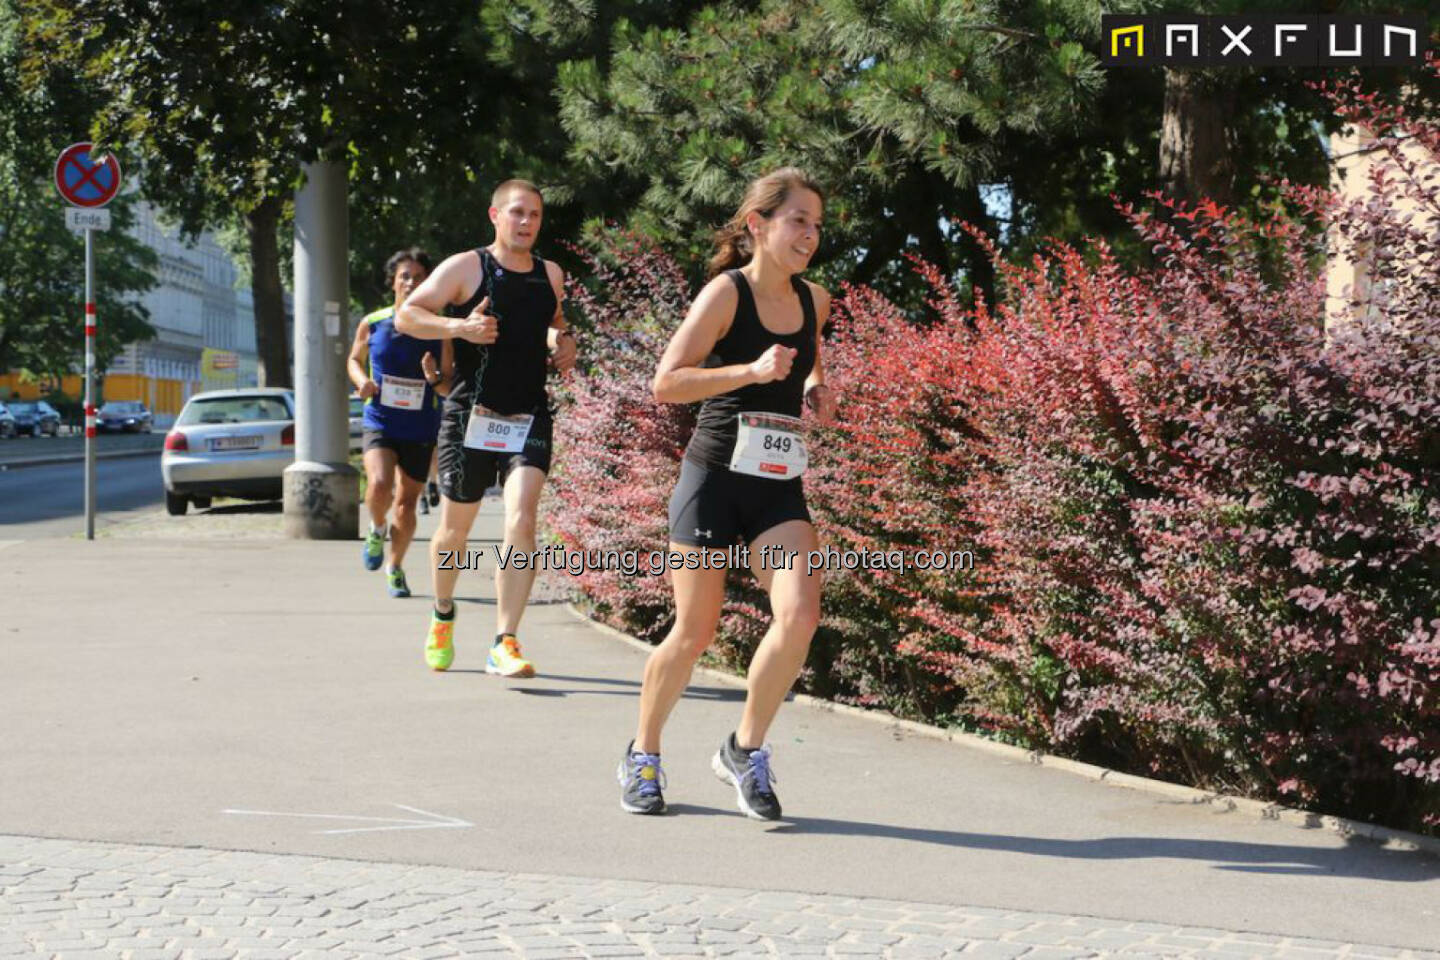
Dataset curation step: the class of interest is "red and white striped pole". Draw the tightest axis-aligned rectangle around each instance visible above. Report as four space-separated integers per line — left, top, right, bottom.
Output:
84 227 96 540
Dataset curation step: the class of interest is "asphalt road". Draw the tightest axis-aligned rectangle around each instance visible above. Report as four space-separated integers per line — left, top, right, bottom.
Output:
0 430 163 467
0 452 164 538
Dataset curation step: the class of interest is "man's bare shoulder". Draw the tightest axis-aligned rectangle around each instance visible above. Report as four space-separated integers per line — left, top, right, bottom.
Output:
543 258 566 296
437 248 482 275
430 249 483 305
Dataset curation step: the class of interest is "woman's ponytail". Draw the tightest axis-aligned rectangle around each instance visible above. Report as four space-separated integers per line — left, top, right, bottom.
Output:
706 219 753 279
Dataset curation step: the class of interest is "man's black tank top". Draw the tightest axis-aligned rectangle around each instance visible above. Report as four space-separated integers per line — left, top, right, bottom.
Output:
444 247 557 417
685 269 817 470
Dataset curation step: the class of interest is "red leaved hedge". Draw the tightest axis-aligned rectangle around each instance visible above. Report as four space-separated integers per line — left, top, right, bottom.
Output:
545 78 1439 834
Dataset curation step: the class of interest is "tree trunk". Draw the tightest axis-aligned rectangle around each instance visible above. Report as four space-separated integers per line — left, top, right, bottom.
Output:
246 195 291 388
951 183 997 309
1160 68 1237 206
852 222 904 289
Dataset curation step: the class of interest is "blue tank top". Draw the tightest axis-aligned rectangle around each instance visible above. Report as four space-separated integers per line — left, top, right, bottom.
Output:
362 305 442 442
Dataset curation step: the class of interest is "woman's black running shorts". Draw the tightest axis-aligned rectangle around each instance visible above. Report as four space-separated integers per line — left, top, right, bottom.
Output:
668 458 810 548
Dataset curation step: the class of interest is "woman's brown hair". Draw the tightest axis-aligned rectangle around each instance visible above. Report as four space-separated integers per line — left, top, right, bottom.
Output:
707 167 825 279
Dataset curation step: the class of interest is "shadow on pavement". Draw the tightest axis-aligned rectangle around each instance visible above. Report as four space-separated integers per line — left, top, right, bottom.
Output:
433 671 750 702
752 815 1439 880
511 682 746 704
441 595 570 606
201 501 282 515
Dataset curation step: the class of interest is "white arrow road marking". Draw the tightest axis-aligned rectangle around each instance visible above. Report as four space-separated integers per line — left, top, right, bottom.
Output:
223 803 472 835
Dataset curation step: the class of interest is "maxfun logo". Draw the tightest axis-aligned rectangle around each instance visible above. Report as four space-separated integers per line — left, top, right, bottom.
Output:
1102 14 1426 67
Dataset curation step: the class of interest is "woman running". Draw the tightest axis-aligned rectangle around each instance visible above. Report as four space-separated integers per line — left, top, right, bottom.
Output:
618 168 836 819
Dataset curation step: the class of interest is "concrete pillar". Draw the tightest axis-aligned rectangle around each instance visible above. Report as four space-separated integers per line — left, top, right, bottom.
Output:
284 159 358 539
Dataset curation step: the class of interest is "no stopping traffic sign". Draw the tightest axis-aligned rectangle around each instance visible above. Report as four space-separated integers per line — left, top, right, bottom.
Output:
54 143 122 208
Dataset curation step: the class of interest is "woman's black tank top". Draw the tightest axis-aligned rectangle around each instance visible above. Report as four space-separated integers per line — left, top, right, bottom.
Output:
444 247 557 417
684 270 817 470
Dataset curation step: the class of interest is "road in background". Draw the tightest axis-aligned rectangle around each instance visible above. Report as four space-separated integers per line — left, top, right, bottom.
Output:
0 454 164 538
0 431 164 467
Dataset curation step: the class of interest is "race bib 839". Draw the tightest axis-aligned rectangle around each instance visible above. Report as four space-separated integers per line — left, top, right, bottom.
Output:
379 374 426 410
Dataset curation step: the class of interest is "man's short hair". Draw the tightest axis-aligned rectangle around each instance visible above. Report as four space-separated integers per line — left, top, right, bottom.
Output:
491 179 543 208
384 247 432 290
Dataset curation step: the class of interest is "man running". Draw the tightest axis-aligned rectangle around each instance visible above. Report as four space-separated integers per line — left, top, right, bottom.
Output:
396 179 577 677
348 248 442 598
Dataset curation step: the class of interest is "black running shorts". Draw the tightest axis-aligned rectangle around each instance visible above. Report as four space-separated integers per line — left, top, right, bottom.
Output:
668 458 810 548
436 408 553 504
362 429 435 484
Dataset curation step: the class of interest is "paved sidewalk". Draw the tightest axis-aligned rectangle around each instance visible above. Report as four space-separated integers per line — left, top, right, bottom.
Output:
2 499 1438 958
2 835 1435 959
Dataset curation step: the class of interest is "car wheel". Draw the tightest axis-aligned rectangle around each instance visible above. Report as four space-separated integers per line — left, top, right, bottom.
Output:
192 496 213 510
165 491 189 516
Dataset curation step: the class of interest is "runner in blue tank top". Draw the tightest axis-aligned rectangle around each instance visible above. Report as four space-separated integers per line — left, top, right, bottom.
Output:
618 169 837 820
346 248 442 597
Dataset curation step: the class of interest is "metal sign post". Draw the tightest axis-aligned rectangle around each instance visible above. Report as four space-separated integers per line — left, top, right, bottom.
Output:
83 229 96 538
55 143 122 540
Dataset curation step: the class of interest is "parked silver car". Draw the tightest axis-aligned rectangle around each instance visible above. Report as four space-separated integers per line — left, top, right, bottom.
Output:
161 389 295 515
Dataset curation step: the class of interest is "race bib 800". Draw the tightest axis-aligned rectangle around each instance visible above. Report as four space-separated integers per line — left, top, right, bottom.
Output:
463 406 534 453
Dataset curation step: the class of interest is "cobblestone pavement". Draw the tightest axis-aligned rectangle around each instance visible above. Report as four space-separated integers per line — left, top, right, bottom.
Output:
2 836 1433 960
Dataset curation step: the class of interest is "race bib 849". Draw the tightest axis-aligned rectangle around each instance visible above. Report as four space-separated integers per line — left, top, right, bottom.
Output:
729 412 807 479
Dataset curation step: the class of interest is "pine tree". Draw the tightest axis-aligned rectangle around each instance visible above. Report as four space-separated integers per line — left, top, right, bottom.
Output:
546 0 1116 298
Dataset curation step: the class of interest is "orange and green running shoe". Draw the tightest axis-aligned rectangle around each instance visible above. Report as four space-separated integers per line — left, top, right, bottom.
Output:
425 612 455 671
485 634 535 678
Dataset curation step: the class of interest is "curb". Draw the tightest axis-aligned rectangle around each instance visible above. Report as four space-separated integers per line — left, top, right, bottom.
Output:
0 447 163 470
566 602 1440 858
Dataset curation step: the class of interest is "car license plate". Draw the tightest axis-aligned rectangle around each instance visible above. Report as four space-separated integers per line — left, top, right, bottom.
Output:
210 435 262 452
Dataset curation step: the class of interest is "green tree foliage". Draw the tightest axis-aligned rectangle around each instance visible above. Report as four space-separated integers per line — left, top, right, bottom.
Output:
511 0 1438 298
0 0 154 387
21 0 497 386
542 0 1118 297
347 0 715 308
